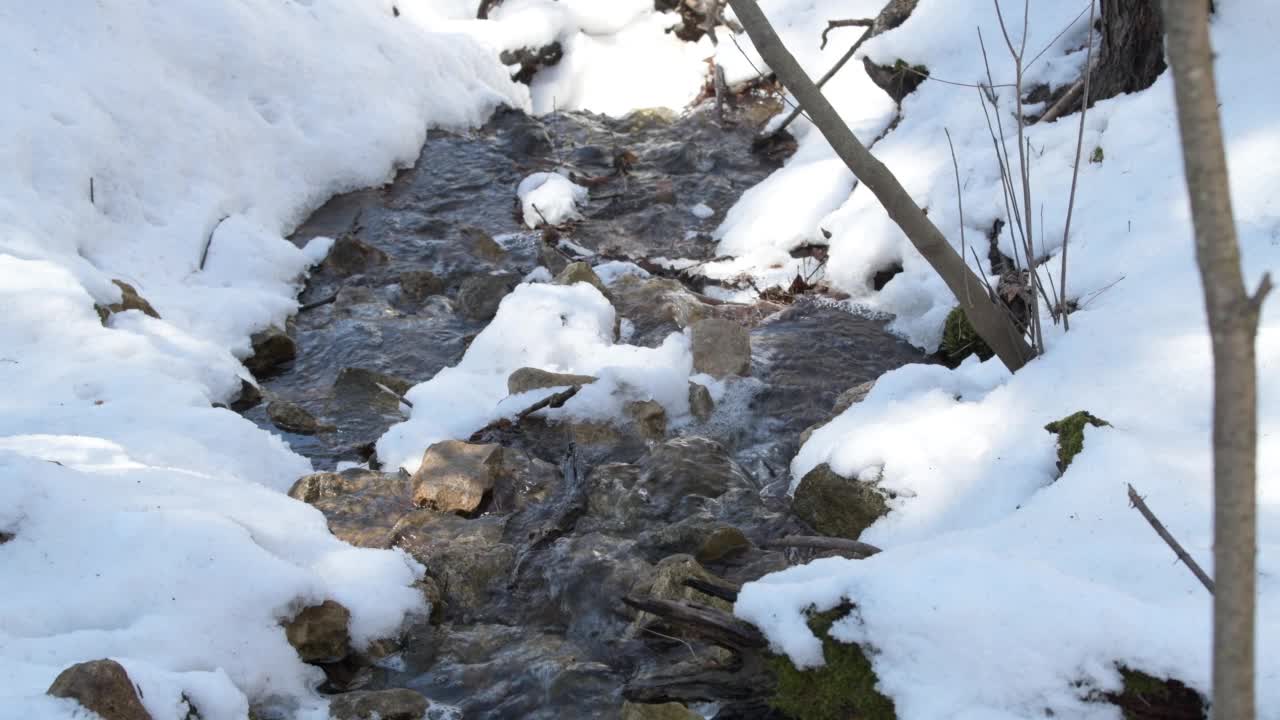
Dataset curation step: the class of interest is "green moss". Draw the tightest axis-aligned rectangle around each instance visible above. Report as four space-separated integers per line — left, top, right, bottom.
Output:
940 306 994 365
766 606 896 720
1044 411 1110 472
1105 667 1206 720
1090 146 1105 163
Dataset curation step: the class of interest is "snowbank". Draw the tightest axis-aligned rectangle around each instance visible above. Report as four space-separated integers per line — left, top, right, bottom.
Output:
400 0 713 115
723 1 1280 717
377 281 694 473
0 1 525 717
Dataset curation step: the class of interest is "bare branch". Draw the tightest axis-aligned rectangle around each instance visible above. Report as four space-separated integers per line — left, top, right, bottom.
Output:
1058 0 1096 331
820 17 873 50
1127 484 1215 593
763 535 883 558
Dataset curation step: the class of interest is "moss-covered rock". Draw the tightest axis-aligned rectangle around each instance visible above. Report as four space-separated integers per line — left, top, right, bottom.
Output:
766 606 896 720
940 306 994 365
1103 666 1206 720
792 464 889 540
1044 411 1110 472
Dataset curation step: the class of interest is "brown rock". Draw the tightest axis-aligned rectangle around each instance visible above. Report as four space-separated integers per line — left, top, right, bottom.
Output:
398 269 444 302
461 226 506 262
553 262 608 295
324 235 388 276
285 600 351 663
289 470 415 547
688 382 714 422
389 511 514 620
229 378 264 412
329 689 429 720
696 526 751 564
410 440 502 513
625 400 667 440
456 273 517 321
621 701 701 720
245 326 296 377
47 659 152 720
690 318 751 378
95 280 160 324
507 367 597 395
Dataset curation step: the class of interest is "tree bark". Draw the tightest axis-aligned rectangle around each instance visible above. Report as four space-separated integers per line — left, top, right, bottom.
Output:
1162 3 1269 719
728 0 1035 371
1089 0 1166 103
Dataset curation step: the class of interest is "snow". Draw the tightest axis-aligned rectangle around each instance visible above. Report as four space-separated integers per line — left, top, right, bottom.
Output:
517 171 589 228
721 1 1280 717
593 260 652 286
377 281 695 473
0 1 527 717
690 202 716 219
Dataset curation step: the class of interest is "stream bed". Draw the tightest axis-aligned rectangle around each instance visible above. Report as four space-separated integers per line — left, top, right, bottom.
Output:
242 101 929 719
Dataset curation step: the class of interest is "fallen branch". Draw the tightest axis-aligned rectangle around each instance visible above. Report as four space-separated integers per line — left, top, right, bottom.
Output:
729 0 1035 371
298 293 338 312
764 535 882 558
375 382 413 409
683 577 742 603
1127 483 1215 593
467 385 580 441
820 17 873 50
623 595 766 650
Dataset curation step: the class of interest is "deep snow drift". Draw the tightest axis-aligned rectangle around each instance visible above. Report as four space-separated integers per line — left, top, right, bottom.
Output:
0 1 525 718
716 1 1280 717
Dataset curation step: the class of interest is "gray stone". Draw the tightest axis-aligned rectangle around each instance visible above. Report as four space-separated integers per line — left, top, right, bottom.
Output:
690 318 751 377
688 382 714 422
244 326 296 377
461 226 506 262
507 367 597 395
792 463 889 540
284 600 351 663
267 400 335 435
456 273 516 322
328 689 429 720
47 659 152 720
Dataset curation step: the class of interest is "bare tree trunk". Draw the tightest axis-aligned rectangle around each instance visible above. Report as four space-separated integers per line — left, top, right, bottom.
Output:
727 0 1035 372
1163 3 1270 719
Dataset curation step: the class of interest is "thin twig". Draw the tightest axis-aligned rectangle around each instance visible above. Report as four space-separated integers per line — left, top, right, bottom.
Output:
1058 0 1095 331
298 293 338 312
771 25 873 134
89 177 95 206
820 17 873 50
1127 484 1215 593
945 128 970 306
375 382 413 409
199 215 230 271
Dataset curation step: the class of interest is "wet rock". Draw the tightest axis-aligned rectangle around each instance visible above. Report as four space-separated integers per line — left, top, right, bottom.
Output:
489 449 560 513
456 273 517 322
570 420 624 448
508 367 597 395
553 261 608 295
461 226 506 262
284 600 351 664
411 440 502 513
610 276 710 347
416 575 445 623
688 382 713 422
792 464 889 540
696 526 751 564
229 378 264 412
267 400 335 435
46 659 152 720
621 107 677 131
328 689 429 720
621 701 702 720
625 400 667 440
538 243 571 276
398 269 445 302
389 510 514 620
629 554 732 635
334 367 414 407
334 285 380 311
690 318 751 377
289 469 415 548
324 235 388 276
95 279 160 324
245 326 296 377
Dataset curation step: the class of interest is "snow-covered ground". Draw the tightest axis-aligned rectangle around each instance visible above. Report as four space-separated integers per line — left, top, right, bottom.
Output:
8 0 1280 717
715 1 1280 717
